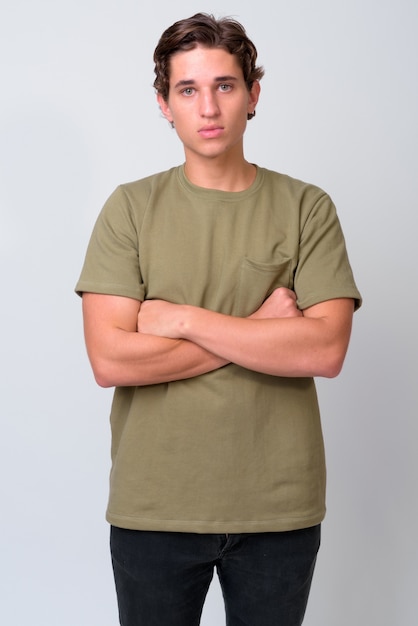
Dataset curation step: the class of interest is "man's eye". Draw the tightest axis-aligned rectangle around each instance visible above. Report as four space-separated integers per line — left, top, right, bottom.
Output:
219 84 232 92
182 87 195 96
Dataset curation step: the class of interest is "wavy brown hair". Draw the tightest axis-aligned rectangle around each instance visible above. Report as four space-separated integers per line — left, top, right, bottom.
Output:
153 13 264 120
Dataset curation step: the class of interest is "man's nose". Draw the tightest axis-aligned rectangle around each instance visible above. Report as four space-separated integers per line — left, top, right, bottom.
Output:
199 90 220 117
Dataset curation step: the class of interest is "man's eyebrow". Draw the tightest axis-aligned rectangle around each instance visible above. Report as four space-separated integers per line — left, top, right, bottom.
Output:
173 76 239 89
173 79 195 89
214 75 238 82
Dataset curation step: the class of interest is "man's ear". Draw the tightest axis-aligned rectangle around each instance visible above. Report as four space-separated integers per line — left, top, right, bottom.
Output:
248 80 261 116
157 93 173 124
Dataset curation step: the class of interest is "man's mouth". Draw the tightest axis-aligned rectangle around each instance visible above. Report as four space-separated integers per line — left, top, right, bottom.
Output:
198 126 224 139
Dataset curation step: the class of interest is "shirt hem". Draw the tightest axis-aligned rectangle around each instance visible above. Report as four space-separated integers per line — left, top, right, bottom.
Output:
106 510 326 534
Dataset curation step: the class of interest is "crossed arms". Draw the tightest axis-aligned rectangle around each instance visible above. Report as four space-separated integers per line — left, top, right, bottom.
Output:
82 288 354 388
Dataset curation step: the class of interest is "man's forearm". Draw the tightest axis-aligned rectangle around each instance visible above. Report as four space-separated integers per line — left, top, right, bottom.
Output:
177 308 329 377
137 297 354 379
182 302 354 378
82 293 228 388
88 330 229 388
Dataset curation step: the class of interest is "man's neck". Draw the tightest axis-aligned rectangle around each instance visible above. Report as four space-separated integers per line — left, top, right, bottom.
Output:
183 153 256 192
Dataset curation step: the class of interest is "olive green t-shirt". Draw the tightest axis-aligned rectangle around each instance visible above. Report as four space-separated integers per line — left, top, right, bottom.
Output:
76 165 361 533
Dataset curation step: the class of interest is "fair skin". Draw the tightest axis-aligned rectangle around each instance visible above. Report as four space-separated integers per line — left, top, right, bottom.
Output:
157 45 260 191
82 45 354 388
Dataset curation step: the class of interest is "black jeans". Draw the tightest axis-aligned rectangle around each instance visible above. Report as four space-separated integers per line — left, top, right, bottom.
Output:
110 525 320 626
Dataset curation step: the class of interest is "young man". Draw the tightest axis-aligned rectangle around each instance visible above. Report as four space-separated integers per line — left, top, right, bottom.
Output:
76 13 361 626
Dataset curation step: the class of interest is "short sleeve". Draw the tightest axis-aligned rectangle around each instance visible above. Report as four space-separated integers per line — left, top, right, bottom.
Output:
295 191 362 310
75 186 145 301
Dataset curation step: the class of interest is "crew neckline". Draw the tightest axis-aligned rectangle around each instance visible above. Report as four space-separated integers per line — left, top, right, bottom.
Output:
177 164 264 200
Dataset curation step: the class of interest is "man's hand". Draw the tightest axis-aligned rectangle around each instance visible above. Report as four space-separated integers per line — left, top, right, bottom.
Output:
248 288 303 320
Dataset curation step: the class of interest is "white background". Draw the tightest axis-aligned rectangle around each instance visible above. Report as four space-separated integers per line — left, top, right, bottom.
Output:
1 0 417 624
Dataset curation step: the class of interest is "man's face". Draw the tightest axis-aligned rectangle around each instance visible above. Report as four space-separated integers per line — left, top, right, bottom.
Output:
157 45 260 162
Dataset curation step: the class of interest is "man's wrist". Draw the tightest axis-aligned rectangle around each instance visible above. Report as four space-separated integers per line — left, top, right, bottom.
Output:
176 304 193 339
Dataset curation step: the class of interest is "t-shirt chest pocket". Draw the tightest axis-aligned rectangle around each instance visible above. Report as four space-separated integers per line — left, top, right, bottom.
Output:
232 256 293 317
